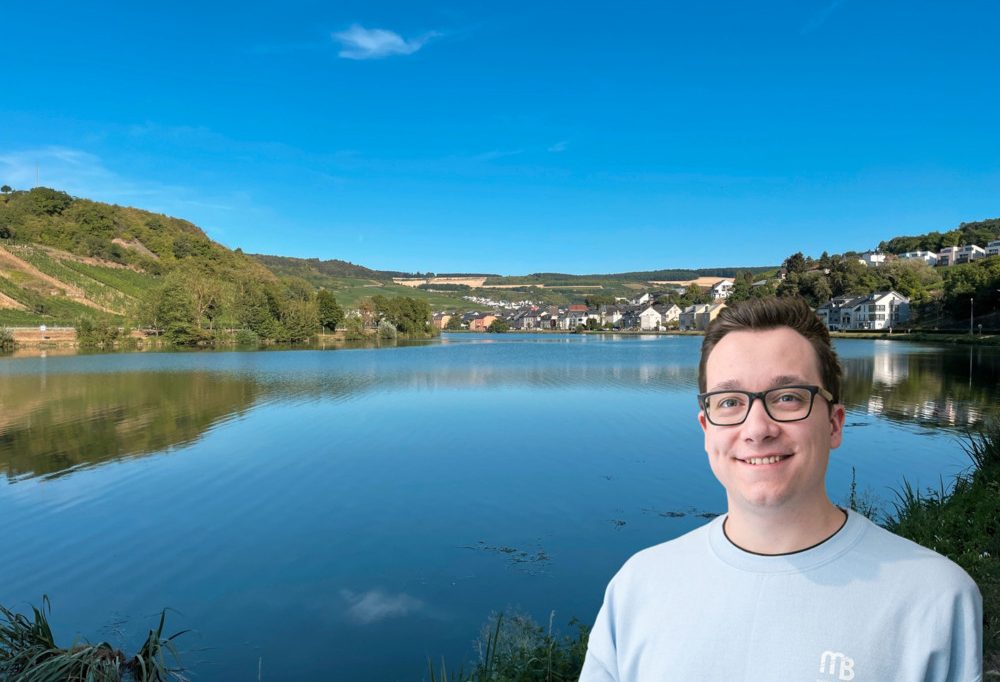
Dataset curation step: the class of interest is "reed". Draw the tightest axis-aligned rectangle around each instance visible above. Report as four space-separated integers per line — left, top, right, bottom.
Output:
0 597 187 681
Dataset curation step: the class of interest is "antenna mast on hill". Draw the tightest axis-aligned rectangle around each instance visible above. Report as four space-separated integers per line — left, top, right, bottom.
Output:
35 163 39 188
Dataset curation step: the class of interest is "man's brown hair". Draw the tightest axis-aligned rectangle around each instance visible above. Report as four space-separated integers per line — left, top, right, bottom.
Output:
698 297 842 404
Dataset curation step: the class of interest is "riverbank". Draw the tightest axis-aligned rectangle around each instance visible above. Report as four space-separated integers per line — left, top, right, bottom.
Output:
431 422 1000 679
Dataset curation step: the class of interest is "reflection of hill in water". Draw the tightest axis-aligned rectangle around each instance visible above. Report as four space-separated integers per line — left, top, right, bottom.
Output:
841 346 1000 429
0 372 260 480
253 363 699 400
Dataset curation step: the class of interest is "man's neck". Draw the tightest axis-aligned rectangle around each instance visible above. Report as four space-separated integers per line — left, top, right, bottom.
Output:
723 499 847 555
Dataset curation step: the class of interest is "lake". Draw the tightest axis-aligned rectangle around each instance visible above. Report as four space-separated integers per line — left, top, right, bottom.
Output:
1 334 998 680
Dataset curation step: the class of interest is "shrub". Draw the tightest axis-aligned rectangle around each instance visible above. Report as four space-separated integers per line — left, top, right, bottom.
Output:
378 319 398 340
0 327 14 352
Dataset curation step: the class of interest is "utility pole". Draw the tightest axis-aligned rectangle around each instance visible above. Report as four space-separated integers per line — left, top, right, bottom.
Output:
970 298 974 335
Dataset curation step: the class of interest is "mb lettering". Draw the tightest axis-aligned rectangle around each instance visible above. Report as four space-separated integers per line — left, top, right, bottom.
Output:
818 650 855 680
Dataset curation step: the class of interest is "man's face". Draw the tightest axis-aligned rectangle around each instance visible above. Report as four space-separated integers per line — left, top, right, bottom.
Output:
698 327 845 515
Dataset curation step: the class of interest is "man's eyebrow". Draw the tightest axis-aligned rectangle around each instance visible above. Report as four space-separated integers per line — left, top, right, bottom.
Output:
707 375 810 392
771 375 809 386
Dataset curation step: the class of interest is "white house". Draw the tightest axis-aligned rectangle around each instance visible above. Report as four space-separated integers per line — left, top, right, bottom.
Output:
987 240 1000 257
710 279 735 300
817 291 909 331
660 304 681 325
639 305 663 331
938 245 986 266
898 250 939 266
858 251 887 267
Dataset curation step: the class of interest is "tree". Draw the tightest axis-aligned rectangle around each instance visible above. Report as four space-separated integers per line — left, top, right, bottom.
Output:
782 252 808 275
316 289 344 331
445 313 463 330
486 318 510 333
278 299 320 342
727 271 754 303
0 185 11 194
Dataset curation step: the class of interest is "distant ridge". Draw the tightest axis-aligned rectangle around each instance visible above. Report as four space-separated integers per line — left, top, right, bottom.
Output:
249 253 411 280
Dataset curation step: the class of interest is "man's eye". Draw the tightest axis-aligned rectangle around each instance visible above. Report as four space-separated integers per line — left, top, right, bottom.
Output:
774 391 806 404
717 397 742 409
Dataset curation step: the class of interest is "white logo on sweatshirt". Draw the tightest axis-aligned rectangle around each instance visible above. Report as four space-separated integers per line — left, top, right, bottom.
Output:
818 650 855 680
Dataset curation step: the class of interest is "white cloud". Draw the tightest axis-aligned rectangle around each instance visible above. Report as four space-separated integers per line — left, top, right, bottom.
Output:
548 141 569 153
340 588 423 624
333 24 437 60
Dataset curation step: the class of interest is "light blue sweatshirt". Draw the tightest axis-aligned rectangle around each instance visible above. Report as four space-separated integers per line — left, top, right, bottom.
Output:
581 510 982 681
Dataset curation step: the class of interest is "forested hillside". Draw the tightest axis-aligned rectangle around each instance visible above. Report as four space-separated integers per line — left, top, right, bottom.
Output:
879 218 1000 255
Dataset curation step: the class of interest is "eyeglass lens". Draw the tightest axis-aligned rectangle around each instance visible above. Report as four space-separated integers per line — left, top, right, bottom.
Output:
706 387 815 425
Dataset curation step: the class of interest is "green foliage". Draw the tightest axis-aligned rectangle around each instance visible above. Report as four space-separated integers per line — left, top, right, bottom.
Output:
0 596 187 681
25 187 73 216
371 294 432 336
782 252 810 275
884 423 1000 667
446 313 464 330
940 258 1000 322
233 329 260 346
278 299 320 343
76 317 121 348
880 218 1000 255
428 612 589 682
418 283 472 291
316 289 344 331
377 319 398 340
1 185 12 194
342 315 366 340
487 318 511 333
726 271 754 303
0 327 14 352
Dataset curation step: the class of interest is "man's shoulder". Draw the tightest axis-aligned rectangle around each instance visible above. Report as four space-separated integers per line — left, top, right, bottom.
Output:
612 517 719 582
852 513 979 590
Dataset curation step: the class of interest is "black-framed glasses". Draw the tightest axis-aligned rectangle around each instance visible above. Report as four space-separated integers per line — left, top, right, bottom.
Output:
698 385 834 426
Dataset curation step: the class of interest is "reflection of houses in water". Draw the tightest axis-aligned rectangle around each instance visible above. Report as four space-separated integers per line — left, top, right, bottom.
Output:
870 342 908 386
867 395 984 428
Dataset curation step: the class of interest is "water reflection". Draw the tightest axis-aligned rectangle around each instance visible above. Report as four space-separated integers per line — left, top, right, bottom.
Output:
0 372 260 480
1 339 998 483
841 344 1000 428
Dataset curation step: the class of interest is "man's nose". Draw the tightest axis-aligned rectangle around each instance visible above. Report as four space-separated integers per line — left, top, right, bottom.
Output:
743 397 780 440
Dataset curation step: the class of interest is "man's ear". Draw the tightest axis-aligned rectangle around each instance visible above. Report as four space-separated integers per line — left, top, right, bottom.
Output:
829 403 846 450
698 410 708 434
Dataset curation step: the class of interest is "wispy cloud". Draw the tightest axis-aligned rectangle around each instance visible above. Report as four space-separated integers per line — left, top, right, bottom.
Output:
548 141 569 153
340 589 423 624
801 0 846 34
0 146 241 229
333 24 438 60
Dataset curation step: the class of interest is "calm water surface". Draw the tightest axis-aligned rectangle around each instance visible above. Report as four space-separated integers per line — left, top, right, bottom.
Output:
1 334 998 680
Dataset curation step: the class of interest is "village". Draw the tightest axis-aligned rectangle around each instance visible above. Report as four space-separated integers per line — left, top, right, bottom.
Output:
434 238 1000 334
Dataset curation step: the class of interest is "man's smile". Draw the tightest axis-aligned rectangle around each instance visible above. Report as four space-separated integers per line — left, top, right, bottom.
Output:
737 454 792 466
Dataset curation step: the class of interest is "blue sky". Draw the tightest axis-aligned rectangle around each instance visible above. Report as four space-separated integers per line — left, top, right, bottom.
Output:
1 1 998 275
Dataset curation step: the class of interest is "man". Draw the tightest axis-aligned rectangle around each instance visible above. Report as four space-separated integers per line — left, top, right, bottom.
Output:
580 297 982 681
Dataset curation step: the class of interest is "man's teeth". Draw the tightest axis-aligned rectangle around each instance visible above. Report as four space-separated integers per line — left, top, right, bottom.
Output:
745 456 787 465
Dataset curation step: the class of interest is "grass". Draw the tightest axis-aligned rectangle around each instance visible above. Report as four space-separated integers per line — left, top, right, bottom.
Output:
0 597 187 681
879 422 1000 673
427 612 588 682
